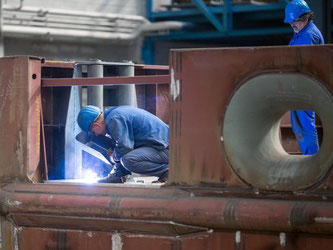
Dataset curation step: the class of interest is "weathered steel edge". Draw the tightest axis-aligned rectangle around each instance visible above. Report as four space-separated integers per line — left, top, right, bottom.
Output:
41 75 170 86
0 183 333 236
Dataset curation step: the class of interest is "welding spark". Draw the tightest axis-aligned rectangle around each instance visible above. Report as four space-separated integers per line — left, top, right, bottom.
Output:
82 169 99 183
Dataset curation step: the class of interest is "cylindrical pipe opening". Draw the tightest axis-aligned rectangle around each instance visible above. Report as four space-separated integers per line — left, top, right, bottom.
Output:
223 73 333 191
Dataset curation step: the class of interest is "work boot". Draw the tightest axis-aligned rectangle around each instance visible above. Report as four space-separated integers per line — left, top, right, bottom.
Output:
157 170 169 182
98 164 131 183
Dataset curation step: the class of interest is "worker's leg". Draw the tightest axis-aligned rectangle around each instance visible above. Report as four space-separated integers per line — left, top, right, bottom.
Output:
121 147 169 177
294 132 319 155
291 110 319 155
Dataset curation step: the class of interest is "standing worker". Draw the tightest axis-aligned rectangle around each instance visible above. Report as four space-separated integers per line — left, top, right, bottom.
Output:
77 105 169 183
284 0 324 155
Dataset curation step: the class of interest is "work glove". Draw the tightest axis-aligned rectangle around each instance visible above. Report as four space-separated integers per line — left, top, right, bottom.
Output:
109 152 120 165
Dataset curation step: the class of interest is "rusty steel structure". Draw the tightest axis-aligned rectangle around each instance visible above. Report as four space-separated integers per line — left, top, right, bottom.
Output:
0 45 332 249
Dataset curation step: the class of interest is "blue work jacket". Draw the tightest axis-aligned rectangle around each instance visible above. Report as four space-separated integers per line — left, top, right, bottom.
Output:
289 21 324 45
104 106 169 160
289 21 323 155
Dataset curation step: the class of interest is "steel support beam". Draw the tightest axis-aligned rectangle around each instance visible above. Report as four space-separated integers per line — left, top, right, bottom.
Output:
223 0 232 32
41 75 170 87
191 0 224 32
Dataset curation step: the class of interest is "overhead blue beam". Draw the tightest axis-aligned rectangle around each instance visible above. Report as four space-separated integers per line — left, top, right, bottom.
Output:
223 0 232 32
146 0 153 20
142 38 155 65
191 0 224 32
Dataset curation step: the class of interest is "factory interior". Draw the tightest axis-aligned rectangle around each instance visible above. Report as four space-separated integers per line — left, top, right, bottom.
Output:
0 0 332 249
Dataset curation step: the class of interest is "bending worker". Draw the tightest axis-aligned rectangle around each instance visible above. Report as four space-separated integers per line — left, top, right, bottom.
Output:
284 0 324 155
77 105 169 183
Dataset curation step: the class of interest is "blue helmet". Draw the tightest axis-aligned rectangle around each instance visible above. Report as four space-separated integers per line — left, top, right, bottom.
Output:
77 105 101 133
284 0 311 23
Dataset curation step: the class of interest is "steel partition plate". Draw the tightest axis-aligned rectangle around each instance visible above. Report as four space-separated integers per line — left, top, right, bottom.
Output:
28 59 43 182
168 45 333 188
0 56 42 182
10 226 333 250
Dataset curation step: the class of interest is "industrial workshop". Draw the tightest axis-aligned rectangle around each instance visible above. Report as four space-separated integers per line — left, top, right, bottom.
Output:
0 0 332 249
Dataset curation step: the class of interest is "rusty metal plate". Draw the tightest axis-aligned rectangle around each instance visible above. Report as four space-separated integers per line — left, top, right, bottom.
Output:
168 45 333 190
8 226 333 250
28 59 43 182
1 183 333 235
0 56 42 183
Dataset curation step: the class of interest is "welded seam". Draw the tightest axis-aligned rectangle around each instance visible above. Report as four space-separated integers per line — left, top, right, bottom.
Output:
108 197 122 217
223 199 240 227
289 202 309 231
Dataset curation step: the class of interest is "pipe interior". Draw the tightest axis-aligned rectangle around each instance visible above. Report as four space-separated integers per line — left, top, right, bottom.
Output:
223 73 333 191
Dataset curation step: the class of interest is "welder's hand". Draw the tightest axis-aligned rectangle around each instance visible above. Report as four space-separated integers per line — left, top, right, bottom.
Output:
109 153 120 165
106 148 113 156
109 155 116 165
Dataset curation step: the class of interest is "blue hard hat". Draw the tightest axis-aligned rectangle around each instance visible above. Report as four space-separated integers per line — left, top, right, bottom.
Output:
284 0 311 23
77 105 101 133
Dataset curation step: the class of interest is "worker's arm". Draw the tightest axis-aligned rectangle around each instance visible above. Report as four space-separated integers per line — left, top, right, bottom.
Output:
106 116 135 161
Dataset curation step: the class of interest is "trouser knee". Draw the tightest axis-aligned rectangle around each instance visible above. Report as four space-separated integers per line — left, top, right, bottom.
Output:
121 154 138 172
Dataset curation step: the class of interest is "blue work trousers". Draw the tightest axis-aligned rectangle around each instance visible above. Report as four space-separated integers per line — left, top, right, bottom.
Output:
120 147 169 178
290 110 319 155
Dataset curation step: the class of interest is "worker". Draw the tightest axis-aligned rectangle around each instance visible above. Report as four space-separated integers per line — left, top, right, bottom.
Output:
77 105 169 183
284 0 324 155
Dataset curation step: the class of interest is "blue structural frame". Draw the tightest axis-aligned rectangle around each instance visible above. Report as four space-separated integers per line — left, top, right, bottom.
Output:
147 0 291 37
143 0 333 64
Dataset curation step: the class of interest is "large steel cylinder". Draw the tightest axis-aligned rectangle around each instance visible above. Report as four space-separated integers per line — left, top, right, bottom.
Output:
223 73 333 191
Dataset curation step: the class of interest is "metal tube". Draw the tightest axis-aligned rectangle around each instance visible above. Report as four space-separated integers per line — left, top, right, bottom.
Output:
87 61 103 109
2 6 147 22
2 183 333 235
1 25 137 41
116 62 137 107
2 0 23 10
2 23 186 42
1 6 186 42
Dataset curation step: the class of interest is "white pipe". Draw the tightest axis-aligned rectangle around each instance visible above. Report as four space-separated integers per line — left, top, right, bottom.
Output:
139 21 187 33
3 0 23 10
0 0 4 57
2 21 186 42
2 25 134 40
1 6 187 42
3 6 147 22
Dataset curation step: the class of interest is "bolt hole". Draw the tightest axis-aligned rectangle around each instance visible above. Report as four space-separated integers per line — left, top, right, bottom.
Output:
32 74 37 80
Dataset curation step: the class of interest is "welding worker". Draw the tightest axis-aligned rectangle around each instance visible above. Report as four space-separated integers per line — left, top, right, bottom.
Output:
77 105 169 183
284 0 324 155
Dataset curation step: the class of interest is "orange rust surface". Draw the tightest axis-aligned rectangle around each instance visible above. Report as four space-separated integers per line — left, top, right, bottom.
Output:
12 227 333 250
0 57 42 183
168 45 333 188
